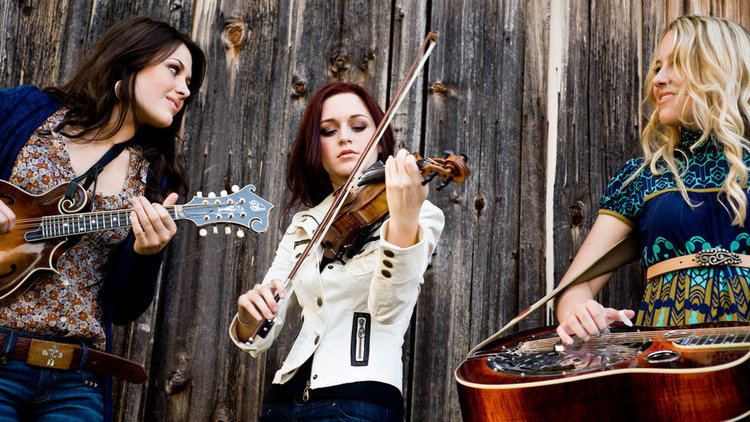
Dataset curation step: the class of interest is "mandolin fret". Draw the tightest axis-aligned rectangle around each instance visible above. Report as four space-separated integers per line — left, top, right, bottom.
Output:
41 210 133 240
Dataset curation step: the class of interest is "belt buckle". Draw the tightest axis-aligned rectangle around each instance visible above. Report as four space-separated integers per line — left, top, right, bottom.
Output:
693 247 741 267
26 339 75 370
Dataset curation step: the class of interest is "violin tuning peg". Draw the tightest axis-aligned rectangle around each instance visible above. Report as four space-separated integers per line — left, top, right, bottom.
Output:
220 190 228 197
224 226 231 235
196 191 203 197
236 229 245 238
421 171 438 186
208 192 216 198
231 185 240 193
436 177 454 191
199 228 207 237
212 226 219 234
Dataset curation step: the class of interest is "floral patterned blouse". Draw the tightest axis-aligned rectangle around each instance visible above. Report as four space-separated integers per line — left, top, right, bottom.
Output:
0 108 148 349
599 129 750 327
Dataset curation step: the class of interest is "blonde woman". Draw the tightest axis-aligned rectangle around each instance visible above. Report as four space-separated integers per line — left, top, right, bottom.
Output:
556 15 750 344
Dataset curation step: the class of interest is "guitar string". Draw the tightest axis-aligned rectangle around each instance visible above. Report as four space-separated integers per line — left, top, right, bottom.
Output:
518 326 750 352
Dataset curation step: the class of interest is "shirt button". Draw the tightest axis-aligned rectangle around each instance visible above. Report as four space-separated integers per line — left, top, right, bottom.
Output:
314 335 320 345
312 374 318 380
383 260 393 268
383 249 395 258
295 253 302 259
317 297 323 307
381 269 392 278
327 265 333 269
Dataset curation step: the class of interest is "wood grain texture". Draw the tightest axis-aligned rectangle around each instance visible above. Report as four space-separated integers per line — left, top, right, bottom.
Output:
0 1 748 421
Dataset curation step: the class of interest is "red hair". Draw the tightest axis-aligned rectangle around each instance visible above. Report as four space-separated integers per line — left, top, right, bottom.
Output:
282 82 396 223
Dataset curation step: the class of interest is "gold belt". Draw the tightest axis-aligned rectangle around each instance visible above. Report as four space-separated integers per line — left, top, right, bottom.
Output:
646 247 750 279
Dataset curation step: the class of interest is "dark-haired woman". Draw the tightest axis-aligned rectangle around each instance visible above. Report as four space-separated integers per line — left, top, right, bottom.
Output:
0 16 205 421
230 82 444 421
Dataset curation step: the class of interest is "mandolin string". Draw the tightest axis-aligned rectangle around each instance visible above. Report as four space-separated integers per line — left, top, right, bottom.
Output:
10 203 242 229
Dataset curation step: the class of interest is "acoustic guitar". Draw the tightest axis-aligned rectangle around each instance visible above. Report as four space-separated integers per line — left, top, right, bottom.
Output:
0 180 272 305
456 321 750 421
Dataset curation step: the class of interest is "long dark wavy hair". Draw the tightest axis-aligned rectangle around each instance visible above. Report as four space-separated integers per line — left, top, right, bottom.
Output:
45 16 206 201
282 82 396 224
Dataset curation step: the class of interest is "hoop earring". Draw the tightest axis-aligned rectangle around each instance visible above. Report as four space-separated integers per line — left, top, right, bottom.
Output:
114 80 123 99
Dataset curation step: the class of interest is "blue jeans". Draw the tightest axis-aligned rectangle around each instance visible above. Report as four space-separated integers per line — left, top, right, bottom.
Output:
0 329 103 421
260 399 403 421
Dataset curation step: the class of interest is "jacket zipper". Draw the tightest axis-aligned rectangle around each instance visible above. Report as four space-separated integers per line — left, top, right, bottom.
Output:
356 316 366 361
302 380 310 402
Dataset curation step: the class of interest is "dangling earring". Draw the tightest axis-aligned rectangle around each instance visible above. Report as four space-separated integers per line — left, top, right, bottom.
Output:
114 80 123 99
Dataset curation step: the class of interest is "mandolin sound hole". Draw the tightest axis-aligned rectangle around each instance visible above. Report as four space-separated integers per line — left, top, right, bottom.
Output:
486 335 651 377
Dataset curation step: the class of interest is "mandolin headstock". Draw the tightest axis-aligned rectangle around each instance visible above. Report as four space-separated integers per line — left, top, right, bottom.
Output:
180 184 274 237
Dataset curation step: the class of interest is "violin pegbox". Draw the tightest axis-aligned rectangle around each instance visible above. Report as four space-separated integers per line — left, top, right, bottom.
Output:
179 184 274 237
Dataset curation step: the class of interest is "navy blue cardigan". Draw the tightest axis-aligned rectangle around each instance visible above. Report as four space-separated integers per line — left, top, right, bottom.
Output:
0 85 167 420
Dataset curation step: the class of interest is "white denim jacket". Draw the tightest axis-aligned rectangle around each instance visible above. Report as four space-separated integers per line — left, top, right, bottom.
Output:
229 194 444 391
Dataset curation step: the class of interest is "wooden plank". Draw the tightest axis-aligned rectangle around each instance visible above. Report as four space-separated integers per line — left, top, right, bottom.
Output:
411 0 529 420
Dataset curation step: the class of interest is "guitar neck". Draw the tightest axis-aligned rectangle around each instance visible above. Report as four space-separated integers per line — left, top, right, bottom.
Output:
517 325 750 353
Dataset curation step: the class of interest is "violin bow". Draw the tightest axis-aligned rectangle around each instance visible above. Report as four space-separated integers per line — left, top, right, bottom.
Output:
246 32 440 343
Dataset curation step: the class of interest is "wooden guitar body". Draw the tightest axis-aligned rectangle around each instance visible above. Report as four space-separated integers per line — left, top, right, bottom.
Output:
456 322 750 421
0 180 87 304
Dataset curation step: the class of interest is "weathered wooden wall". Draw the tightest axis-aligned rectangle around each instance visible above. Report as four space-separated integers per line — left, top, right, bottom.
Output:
1 0 749 421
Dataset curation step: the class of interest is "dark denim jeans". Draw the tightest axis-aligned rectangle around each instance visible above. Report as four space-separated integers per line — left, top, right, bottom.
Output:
0 328 103 421
260 399 403 421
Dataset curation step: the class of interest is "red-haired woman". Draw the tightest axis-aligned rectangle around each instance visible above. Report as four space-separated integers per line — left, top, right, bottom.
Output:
230 82 444 420
0 16 205 421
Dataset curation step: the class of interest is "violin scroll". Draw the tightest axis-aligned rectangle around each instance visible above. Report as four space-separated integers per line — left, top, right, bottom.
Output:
416 151 470 190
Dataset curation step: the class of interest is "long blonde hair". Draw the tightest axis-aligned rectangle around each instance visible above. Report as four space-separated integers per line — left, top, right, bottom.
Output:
640 16 750 226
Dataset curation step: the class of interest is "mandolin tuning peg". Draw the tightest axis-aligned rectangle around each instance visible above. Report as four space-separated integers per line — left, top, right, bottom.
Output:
212 226 219 234
224 226 231 235
220 190 228 197
208 192 216 198
421 171 438 186
231 185 240 193
199 228 207 237
236 229 245 238
196 191 203 197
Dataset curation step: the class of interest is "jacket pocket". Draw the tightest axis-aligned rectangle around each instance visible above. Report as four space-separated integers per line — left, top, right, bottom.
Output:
350 312 371 366
344 247 377 277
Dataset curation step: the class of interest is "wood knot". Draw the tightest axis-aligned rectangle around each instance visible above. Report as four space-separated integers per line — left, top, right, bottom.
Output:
360 50 375 72
19 0 33 16
570 200 585 226
474 195 485 215
429 81 452 96
222 20 247 59
291 76 307 99
165 370 189 395
329 54 349 78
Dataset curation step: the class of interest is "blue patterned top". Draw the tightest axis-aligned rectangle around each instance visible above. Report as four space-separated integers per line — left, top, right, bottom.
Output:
599 129 750 326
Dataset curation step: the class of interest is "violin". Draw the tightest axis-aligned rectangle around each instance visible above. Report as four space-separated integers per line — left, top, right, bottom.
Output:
321 151 469 262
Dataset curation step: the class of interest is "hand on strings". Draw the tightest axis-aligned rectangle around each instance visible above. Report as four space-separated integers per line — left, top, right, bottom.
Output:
555 299 635 345
0 200 16 235
130 193 178 255
384 149 428 247
237 279 286 324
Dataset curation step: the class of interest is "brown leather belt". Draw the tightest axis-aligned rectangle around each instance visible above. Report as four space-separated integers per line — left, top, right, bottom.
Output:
0 332 147 384
646 247 750 279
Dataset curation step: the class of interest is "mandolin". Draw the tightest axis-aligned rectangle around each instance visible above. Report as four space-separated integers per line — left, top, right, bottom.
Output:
0 180 273 305
456 321 750 421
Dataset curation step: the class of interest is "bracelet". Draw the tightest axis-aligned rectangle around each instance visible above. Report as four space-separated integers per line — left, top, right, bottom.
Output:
237 313 254 326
